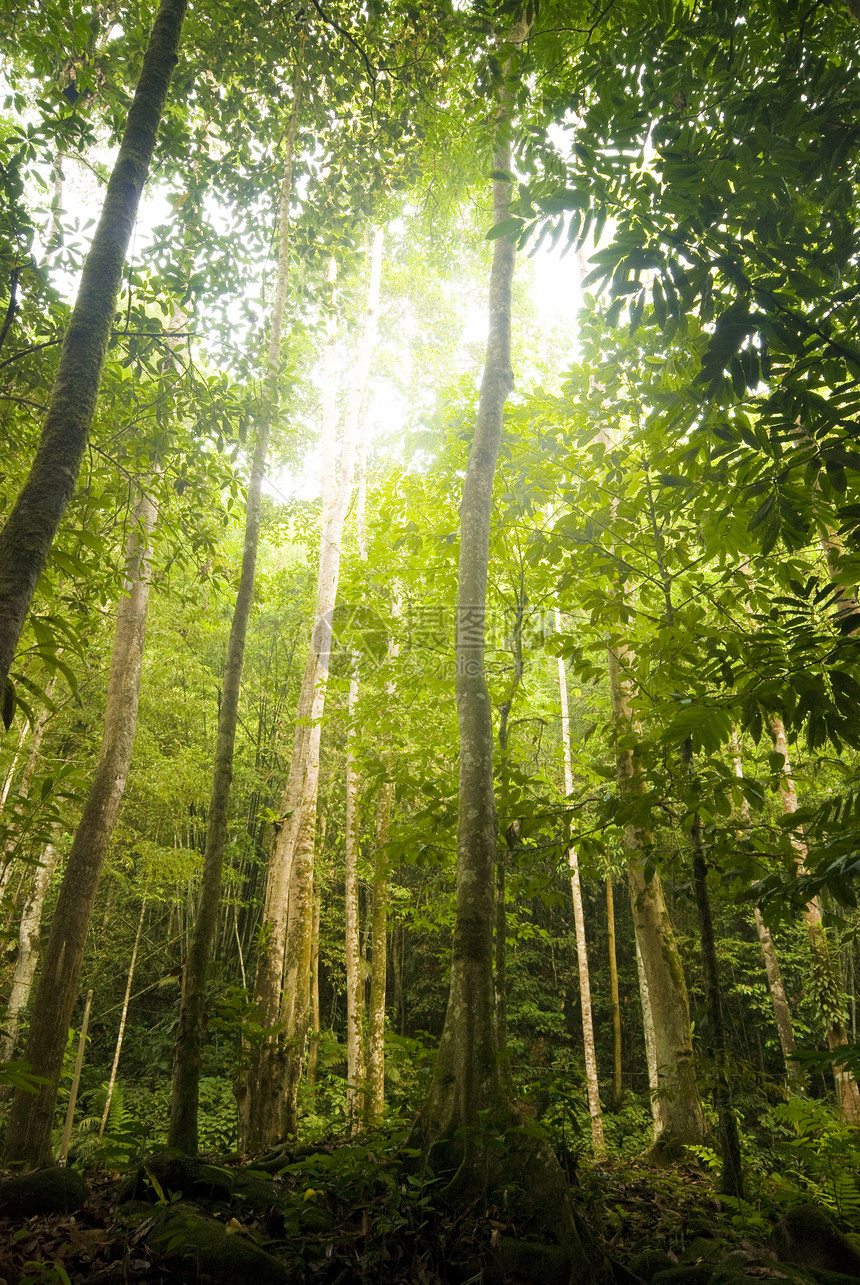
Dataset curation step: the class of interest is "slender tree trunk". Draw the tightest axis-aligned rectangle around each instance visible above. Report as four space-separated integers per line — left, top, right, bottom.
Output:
344 660 366 1131
607 639 704 1146
414 44 599 1266
57 989 92 1167
3 485 158 1167
0 719 29 812
0 676 57 899
307 861 322 1092
0 0 185 697
770 715 860 1122
240 231 383 1150
0 838 61 1063
99 897 146 1136
366 780 391 1127
168 83 301 1155
555 611 605 1157
684 743 743 1196
606 878 623 1111
416 72 519 1160
730 734 801 1084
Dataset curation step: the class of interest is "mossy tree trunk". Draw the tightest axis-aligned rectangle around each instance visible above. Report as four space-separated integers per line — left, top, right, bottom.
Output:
0 0 185 701
167 82 301 1155
3 485 158 1167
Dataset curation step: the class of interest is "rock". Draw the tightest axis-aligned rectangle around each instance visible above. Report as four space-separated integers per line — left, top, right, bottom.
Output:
629 1250 675 1281
770 1204 860 1276
0 1166 87 1216
494 1236 575 1285
230 1167 277 1209
118 1154 235 1205
652 1267 715 1285
148 1204 289 1284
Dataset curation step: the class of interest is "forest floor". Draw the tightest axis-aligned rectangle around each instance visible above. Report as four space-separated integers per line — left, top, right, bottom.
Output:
0 1145 857 1285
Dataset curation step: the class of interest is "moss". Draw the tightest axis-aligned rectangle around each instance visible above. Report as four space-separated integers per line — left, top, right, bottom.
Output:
0 1167 87 1216
148 1204 288 1284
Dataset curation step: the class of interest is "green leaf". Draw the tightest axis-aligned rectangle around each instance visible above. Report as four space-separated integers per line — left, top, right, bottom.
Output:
486 217 523 241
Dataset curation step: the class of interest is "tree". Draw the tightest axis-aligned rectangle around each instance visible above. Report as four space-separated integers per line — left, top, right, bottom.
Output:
4 483 159 1166
0 0 186 702
413 18 605 1276
167 56 303 1157
240 231 383 1151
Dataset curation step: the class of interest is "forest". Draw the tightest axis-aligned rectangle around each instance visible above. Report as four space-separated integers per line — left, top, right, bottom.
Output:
3 0 860 1280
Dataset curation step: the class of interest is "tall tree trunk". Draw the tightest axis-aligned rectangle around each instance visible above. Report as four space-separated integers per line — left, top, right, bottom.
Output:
414 38 599 1272
100 898 146 1136
684 743 743 1197
307 858 322 1092
770 715 860 1122
0 838 61 1063
607 638 704 1146
4 485 158 1167
0 0 185 698
168 77 301 1155
240 230 383 1151
415 56 519 1162
366 779 391 1127
344 660 366 1131
495 577 525 1069
555 611 605 1158
606 878 623 1111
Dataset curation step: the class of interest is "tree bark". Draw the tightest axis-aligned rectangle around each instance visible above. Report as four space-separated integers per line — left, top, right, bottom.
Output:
555 611 605 1158
0 0 185 699
4 484 158 1167
0 676 58 900
168 79 301 1155
607 639 704 1146
366 778 391 1126
0 837 61 1063
635 937 663 1136
240 230 383 1151
344 660 366 1131
606 878 623 1111
414 42 603 1276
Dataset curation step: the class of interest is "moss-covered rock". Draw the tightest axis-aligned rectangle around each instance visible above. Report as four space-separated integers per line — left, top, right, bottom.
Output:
629 1249 675 1281
652 1266 715 1285
494 1236 576 1285
147 1203 289 1284
230 1167 277 1209
118 1154 235 1205
0 1166 88 1216
770 1205 860 1276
